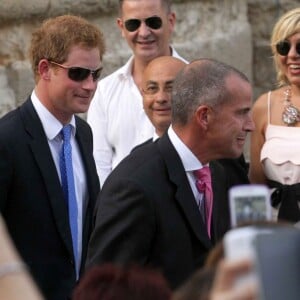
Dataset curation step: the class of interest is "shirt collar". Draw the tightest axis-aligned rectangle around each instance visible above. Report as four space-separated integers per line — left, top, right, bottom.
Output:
153 131 160 141
168 126 206 172
116 56 135 80
31 90 76 140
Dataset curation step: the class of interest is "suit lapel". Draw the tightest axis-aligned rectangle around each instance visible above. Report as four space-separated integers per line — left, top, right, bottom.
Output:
157 134 211 249
74 117 98 262
20 99 73 257
210 161 230 242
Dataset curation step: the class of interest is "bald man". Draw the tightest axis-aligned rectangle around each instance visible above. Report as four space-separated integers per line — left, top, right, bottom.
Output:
141 56 187 138
139 57 249 187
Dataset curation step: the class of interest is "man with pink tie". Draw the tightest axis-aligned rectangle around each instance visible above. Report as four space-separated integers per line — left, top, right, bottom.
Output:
86 59 255 289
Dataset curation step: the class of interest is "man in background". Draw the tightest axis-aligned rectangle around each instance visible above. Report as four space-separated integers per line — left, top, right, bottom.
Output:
141 56 250 186
87 0 186 186
141 56 186 140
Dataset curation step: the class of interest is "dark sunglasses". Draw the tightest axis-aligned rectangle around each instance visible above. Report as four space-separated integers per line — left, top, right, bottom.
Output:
124 16 162 32
49 61 102 82
276 40 300 56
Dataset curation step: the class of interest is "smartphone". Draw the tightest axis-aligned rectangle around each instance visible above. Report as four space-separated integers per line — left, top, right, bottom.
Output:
224 226 273 289
224 226 300 300
224 226 273 261
229 184 272 227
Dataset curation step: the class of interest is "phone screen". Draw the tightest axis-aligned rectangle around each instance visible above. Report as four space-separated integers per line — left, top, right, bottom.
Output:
233 195 269 226
229 185 271 227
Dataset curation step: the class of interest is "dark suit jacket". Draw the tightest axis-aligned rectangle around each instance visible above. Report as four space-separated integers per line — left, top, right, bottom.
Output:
86 133 230 289
134 139 250 187
0 98 100 300
218 155 249 186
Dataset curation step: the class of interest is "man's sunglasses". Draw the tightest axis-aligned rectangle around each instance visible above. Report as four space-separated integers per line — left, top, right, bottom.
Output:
124 16 163 32
49 61 102 82
276 40 300 56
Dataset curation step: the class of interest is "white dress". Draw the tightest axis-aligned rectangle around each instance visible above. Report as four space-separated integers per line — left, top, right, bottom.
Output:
260 91 300 221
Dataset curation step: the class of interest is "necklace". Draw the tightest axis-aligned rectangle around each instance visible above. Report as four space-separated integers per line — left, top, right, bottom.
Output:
282 86 300 126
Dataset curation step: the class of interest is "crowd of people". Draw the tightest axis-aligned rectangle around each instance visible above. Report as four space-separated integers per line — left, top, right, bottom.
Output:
0 0 299 299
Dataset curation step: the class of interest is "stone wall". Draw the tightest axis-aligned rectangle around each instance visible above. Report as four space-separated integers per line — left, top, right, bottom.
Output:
0 0 298 120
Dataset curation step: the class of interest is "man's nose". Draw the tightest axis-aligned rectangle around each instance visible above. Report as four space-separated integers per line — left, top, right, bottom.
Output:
138 21 151 37
155 89 171 103
245 115 255 132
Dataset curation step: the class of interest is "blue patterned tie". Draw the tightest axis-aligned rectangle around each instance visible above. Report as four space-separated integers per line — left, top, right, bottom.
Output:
60 124 78 277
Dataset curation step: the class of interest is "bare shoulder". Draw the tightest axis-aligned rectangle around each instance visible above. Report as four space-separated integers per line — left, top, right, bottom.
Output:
253 88 285 114
252 92 269 123
254 92 267 108
253 88 288 129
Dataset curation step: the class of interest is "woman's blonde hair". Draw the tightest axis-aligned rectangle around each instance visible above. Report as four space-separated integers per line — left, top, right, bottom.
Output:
271 8 300 86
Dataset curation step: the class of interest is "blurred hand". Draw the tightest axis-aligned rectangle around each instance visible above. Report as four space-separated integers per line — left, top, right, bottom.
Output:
209 258 258 300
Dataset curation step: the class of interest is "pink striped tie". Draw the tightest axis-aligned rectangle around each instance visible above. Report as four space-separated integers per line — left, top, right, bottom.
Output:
194 166 213 238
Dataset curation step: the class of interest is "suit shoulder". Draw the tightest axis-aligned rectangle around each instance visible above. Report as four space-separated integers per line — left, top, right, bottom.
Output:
107 142 163 181
131 138 153 153
0 108 22 135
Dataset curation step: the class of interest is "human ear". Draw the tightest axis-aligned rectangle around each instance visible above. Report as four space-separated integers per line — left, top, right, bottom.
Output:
38 59 51 80
168 12 176 33
195 105 210 128
117 18 126 38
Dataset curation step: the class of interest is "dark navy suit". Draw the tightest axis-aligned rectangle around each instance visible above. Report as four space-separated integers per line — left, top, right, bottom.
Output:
0 98 100 300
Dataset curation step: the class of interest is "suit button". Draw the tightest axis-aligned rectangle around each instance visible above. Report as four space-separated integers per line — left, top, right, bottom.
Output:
70 259 74 266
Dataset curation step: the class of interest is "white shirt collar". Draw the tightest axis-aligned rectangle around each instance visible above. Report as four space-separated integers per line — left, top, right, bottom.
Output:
153 131 160 141
116 56 134 80
168 126 206 172
31 90 76 140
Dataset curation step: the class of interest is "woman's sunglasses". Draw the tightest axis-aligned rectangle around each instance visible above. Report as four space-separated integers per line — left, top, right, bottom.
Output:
124 16 163 32
276 40 300 56
49 61 102 82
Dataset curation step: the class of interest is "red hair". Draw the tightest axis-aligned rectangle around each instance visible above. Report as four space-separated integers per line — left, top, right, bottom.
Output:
73 264 172 300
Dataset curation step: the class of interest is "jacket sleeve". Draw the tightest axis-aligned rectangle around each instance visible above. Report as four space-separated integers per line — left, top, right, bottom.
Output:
85 177 156 269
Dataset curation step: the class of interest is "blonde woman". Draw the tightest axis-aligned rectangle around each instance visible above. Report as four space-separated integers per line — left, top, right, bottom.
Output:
250 8 300 223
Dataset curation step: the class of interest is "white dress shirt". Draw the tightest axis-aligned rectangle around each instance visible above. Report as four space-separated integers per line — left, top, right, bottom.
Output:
168 126 209 213
87 47 187 187
152 131 160 141
31 90 87 276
